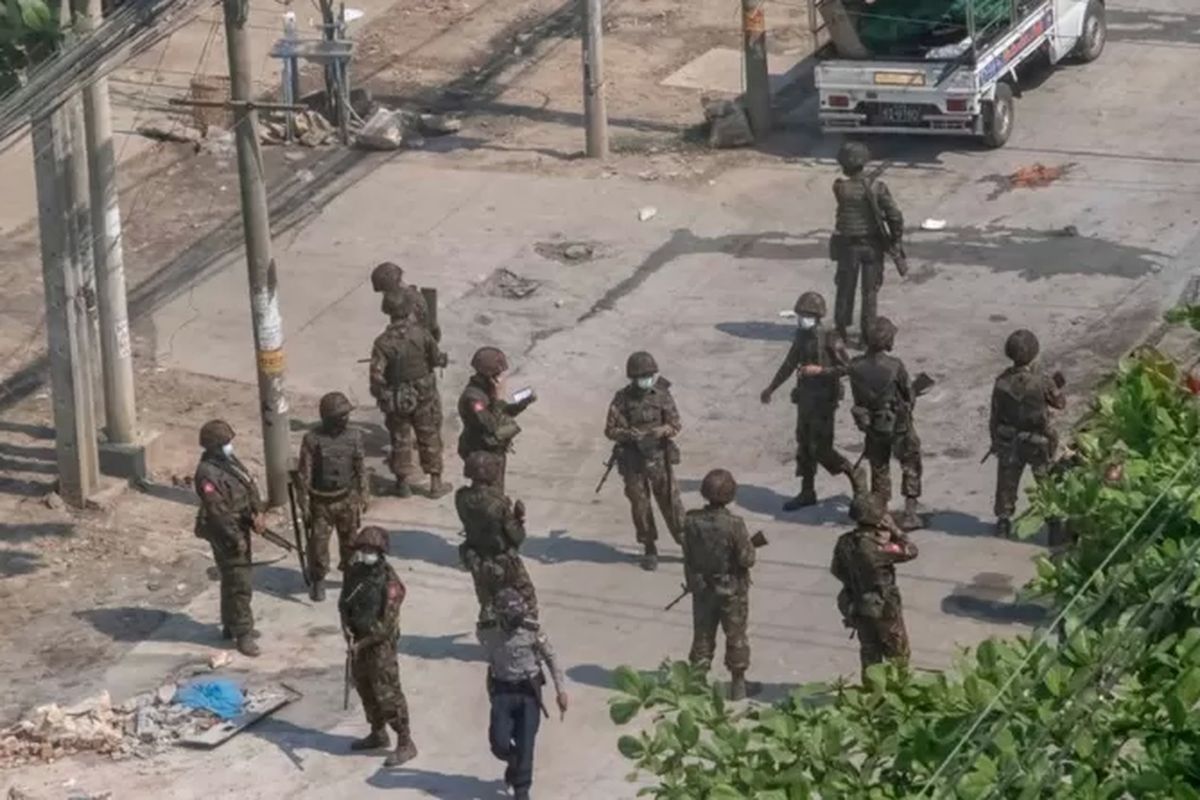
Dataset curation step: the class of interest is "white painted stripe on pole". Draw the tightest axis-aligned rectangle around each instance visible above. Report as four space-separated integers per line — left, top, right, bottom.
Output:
252 287 284 350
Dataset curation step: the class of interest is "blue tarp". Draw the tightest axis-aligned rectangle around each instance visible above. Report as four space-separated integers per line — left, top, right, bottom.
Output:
175 678 245 720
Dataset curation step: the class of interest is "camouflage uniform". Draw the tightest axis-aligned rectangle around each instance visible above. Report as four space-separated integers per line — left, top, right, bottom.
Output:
457 377 530 492
340 552 413 752
370 317 446 489
297 422 366 583
381 286 440 342
991 330 1067 539
683 505 755 676
830 507 918 679
604 364 685 555
848 339 922 509
193 450 263 644
831 143 903 340
456 481 539 621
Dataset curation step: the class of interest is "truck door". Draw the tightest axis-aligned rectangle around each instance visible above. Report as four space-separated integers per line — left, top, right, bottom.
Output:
1050 0 1089 62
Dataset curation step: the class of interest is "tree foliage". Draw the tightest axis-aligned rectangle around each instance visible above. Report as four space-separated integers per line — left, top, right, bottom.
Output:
611 315 1200 798
0 0 61 93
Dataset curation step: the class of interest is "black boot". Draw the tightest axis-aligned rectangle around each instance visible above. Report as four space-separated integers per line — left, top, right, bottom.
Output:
894 497 923 531
235 635 261 658
728 671 747 701
394 479 412 498
782 476 818 511
641 542 658 572
350 727 390 751
384 738 418 767
309 579 326 602
994 518 1012 539
428 474 452 499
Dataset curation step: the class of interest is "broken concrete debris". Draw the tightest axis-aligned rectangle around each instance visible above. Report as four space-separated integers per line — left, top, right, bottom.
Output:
482 268 541 299
355 106 463 151
702 97 753 149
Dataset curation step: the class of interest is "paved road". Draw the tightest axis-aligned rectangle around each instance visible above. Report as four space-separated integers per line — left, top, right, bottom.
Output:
8 4 1200 796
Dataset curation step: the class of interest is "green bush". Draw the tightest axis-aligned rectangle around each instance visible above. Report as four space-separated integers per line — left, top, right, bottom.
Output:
0 0 62 93
611 312 1200 798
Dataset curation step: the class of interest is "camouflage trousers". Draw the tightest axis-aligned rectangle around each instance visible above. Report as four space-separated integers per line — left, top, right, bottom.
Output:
834 241 884 337
864 429 922 502
688 589 750 673
795 405 854 478
993 441 1052 520
353 637 411 742
385 397 444 481
623 464 684 545
853 611 910 680
308 495 359 581
211 541 254 638
462 548 539 621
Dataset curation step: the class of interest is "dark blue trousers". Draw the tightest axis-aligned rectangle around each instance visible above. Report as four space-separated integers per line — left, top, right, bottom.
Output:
488 684 542 794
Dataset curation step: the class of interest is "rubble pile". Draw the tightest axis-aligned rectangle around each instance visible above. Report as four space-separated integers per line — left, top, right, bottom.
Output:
0 685 218 767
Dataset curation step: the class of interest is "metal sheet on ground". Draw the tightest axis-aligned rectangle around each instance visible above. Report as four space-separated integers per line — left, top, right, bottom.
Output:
178 684 302 749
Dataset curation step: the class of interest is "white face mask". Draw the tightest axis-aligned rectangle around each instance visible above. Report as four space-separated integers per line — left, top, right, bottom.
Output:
353 551 380 566
798 316 817 330
221 443 235 458
635 375 657 391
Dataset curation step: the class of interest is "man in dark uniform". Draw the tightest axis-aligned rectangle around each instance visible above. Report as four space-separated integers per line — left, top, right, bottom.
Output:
339 525 417 767
831 496 918 680
456 451 539 621
192 419 266 657
477 588 568 800
761 291 867 510
370 291 451 499
683 468 756 700
830 141 904 342
848 317 924 530
296 391 367 601
604 351 686 572
457 346 537 491
370 261 440 341
990 329 1067 539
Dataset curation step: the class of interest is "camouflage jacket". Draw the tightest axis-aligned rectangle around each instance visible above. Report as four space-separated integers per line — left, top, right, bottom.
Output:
682 505 755 596
193 452 264 552
764 325 848 410
604 381 682 472
297 425 366 500
456 484 525 558
457 375 529 458
830 526 918 619
339 560 405 646
990 364 1066 441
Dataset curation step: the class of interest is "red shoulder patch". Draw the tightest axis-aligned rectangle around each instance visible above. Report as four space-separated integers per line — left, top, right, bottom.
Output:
201 481 218 495
388 580 406 605
472 401 485 413
881 542 903 555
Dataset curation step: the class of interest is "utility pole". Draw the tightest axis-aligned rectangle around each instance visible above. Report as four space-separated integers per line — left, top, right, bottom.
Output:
581 0 608 157
76 0 138 444
32 95 101 506
221 0 292 506
741 0 770 138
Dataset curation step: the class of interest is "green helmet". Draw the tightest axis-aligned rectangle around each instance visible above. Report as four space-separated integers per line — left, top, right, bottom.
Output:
198 419 234 449
471 347 509 378
1004 329 1040 366
318 391 353 421
837 142 870 173
794 291 827 318
352 525 390 553
850 494 886 527
700 468 737 505
626 351 658 379
463 451 503 484
864 317 897 352
381 288 413 320
371 261 403 293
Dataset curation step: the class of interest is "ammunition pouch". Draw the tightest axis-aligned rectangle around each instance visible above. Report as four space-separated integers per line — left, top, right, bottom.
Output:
851 405 872 433
828 232 844 261
381 381 421 416
836 588 854 622
855 591 886 620
666 439 681 465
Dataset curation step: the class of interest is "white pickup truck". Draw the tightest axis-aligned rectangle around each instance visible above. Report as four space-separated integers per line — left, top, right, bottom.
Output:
811 0 1106 147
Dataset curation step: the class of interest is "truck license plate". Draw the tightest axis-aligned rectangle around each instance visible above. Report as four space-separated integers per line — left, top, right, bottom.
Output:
877 105 923 124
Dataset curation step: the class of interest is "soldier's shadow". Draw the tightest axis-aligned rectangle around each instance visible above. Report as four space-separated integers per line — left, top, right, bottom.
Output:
678 479 852 527
568 663 798 706
366 768 507 798
522 529 667 566
400 632 487 663
386 529 463 568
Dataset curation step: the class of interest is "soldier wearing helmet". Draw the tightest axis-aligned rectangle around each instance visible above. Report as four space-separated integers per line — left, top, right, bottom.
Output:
370 293 451 500
371 261 440 341
603 351 685 571
830 141 905 342
761 291 866 510
476 588 569 800
456 451 539 622
457 346 537 492
847 317 926 531
831 494 918 681
990 330 1066 539
192 419 266 657
682 469 757 700
338 525 417 768
295 392 367 601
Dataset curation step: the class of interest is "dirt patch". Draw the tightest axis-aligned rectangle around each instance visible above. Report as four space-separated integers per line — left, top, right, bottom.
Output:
533 240 599 263
980 162 1076 200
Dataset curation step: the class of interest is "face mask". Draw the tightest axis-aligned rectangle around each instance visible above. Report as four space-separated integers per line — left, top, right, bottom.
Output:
221 443 234 458
798 316 817 330
635 375 657 391
352 551 380 567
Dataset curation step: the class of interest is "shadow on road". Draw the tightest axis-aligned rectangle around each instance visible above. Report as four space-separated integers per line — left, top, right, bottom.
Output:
0 547 43 577
74 606 221 646
0 521 74 543
924 511 994 538
252 716 363 771
388 528 462 568
366 768 508 799
522 528 634 566
400 632 486 663
940 571 1047 626
679 478 852 526
715 321 796 343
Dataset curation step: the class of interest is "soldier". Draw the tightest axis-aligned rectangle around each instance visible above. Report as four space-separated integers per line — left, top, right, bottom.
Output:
370 261 440 341
761 291 867 510
848 317 924 530
830 141 904 342
604 351 686 572
457 346 537 491
683 469 756 700
339 525 418 767
296 392 368 601
192 420 266 658
990 329 1067 539
831 495 918 680
456 451 539 621
370 291 451 499
477 588 569 800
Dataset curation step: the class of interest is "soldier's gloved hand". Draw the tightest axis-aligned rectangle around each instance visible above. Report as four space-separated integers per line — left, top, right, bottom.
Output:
556 691 569 720
436 352 449 368
800 364 824 377
759 389 772 405
514 499 526 521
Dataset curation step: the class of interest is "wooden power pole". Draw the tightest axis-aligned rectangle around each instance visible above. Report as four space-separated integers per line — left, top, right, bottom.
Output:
581 0 608 157
741 0 770 138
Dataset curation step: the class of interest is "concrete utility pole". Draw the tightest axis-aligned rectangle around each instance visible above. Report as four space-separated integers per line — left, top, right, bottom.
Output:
32 99 101 506
76 0 139 445
741 0 771 138
581 0 608 157
221 0 292 506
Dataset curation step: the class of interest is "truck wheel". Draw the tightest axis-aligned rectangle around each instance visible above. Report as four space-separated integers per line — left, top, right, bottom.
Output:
982 82 1014 149
1072 0 1106 63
